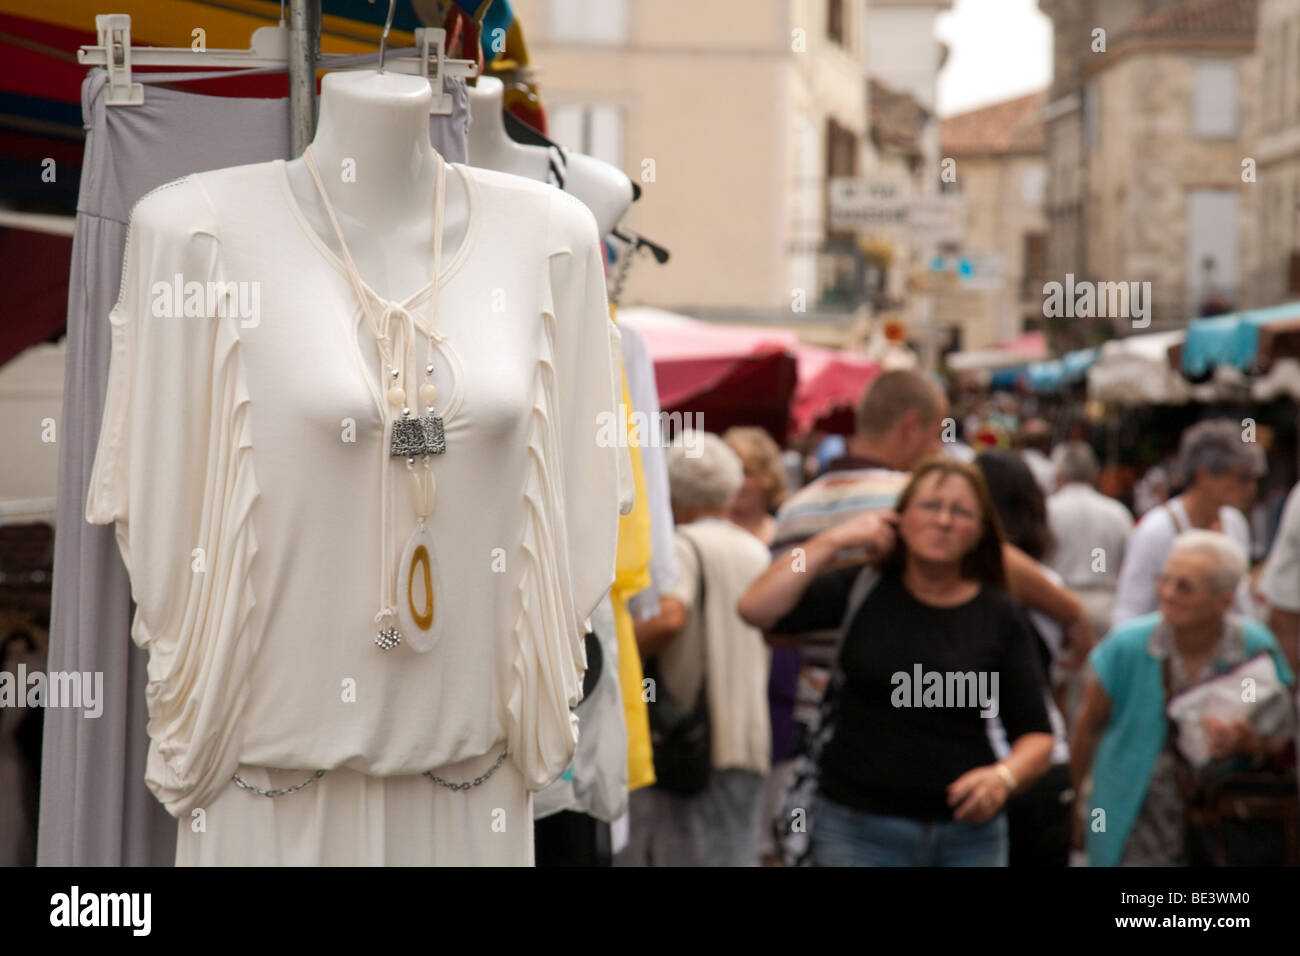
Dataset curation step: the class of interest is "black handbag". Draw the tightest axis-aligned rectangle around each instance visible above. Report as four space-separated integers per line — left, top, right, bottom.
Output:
1181 771 1300 867
645 532 711 796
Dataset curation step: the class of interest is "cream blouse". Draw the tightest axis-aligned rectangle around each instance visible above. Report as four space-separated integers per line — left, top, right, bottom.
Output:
85 159 627 817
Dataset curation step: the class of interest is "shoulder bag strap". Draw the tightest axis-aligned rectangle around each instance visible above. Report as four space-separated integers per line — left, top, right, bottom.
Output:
813 565 883 761
680 529 707 614
840 565 882 635
677 528 709 712
1163 501 1187 535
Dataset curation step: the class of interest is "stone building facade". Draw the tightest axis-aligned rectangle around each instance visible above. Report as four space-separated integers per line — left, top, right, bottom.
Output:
1249 0 1300 306
940 92 1048 350
1040 0 1254 340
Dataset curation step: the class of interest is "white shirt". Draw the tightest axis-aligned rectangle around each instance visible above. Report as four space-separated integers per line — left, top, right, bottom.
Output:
85 160 624 859
1262 483 1300 613
622 323 679 619
1112 496 1251 627
1046 482 1135 591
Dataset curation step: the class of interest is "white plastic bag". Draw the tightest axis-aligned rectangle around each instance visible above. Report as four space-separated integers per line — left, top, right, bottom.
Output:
1165 651 1293 768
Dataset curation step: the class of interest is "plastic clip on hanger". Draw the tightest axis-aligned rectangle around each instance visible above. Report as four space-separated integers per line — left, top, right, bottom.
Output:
376 0 483 111
76 11 478 113
77 13 291 105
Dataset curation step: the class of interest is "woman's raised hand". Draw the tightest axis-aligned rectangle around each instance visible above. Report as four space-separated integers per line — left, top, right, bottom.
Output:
829 509 899 559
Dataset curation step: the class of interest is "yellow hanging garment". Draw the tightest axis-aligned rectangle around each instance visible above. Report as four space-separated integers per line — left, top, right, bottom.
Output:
610 309 656 791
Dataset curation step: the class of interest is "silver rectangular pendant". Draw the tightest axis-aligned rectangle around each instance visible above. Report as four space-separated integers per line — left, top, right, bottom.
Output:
421 415 446 455
390 417 425 458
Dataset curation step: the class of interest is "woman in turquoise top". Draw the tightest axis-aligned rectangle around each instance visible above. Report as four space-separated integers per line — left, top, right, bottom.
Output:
1071 530 1294 867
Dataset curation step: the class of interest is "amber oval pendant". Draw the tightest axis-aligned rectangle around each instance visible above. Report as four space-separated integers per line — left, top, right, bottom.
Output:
397 523 443 653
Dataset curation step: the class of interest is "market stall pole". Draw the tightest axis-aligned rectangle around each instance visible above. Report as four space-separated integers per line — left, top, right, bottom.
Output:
288 0 319 156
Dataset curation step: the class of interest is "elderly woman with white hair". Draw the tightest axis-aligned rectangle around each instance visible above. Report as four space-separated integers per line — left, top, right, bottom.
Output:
1071 531 1295 866
616 429 773 867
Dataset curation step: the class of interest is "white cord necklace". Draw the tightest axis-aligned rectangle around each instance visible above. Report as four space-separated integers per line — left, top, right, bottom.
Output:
302 146 456 653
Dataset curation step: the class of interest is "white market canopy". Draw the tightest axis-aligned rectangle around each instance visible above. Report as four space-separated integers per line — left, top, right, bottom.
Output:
1086 330 1249 405
946 332 1049 373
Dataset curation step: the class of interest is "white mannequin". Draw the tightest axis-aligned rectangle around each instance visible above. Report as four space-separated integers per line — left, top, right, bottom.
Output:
282 70 470 302
467 76 633 237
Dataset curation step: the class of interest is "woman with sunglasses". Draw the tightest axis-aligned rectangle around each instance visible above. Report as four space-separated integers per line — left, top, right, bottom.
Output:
739 458 1054 866
1113 419 1264 626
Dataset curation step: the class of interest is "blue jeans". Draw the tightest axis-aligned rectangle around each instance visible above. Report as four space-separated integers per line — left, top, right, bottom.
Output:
811 795 1009 866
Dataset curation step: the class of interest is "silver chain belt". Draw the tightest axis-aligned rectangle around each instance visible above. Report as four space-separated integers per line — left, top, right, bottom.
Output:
232 749 508 797
233 768 326 798
422 748 508 790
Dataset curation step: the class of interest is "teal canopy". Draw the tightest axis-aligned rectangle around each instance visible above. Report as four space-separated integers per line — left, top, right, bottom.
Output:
1181 302 1300 375
1023 347 1099 393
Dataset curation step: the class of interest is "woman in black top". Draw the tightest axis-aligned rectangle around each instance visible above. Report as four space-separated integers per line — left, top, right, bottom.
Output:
738 458 1054 865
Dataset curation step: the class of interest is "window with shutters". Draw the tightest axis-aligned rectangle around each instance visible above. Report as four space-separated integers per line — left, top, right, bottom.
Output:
550 104 625 170
549 0 628 44
1193 61 1236 139
824 118 858 241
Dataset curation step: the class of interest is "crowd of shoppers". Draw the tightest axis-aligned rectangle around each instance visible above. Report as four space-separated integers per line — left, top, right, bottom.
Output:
619 368 1300 867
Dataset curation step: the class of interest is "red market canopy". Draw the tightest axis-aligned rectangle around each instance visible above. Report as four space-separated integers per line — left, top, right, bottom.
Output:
0 224 71 368
617 308 880 444
617 308 798 404
617 308 797 442
791 344 881 436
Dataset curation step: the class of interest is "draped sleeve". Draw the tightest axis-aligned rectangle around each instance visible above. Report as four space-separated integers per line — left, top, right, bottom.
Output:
508 189 623 790
85 176 262 816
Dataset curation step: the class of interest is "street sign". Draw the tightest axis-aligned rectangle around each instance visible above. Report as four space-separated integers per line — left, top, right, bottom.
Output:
959 252 1005 290
908 196 966 243
829 178 906 231
829 178 965 242
928 253 1004 289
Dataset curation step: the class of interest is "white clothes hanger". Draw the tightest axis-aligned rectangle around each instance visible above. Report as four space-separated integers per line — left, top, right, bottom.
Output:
76 12 477 112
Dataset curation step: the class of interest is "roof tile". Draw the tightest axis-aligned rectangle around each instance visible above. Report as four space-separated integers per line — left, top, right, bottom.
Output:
1125 0 1256 40
940 91 1046 156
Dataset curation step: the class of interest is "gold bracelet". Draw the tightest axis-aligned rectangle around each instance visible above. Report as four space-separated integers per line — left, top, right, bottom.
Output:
994 762 1018 793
